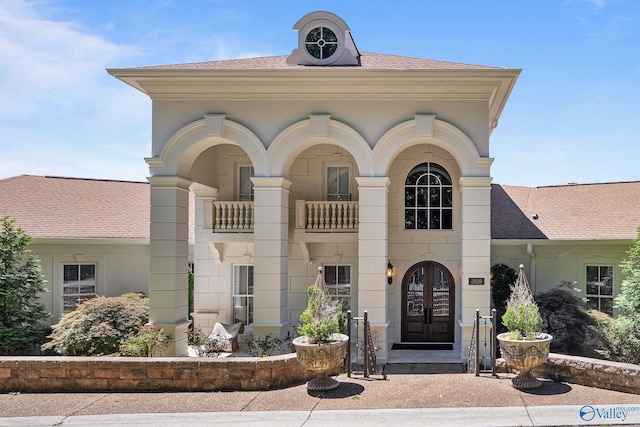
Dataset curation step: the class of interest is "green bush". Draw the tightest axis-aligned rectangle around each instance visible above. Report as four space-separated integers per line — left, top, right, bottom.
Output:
536 286 604 357
298 280 339 344
501 266 542 340
41 293 148 356
246 333 282 357
491 264 517 334
0 216 49 355
120 322 171 357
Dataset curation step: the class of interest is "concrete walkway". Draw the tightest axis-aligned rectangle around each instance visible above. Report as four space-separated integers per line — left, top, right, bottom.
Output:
1 372 639 426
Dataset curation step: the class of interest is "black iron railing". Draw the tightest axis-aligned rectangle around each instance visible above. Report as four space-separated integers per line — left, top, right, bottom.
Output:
468 308 497 376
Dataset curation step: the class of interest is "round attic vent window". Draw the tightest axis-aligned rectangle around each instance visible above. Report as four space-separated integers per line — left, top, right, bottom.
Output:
305 26 338 60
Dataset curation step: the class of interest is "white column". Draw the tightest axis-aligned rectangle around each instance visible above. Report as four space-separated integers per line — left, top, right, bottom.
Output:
148 176 192 356
251 177 292 338
459 176 493 360
189 183 222 332
356 177 390 361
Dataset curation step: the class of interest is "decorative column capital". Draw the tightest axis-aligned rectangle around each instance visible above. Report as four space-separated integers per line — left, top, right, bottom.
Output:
459 176 493 189
251 177 292 191
189 182 219 198
355 177 391 189
147 175 192 190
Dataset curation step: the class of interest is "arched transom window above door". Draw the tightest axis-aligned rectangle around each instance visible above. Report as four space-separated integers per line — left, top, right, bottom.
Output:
404 162 453 230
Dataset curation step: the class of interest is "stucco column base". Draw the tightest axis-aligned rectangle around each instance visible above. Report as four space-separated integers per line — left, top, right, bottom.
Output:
190 312 220 334
155 320 191 356
250 322 288 341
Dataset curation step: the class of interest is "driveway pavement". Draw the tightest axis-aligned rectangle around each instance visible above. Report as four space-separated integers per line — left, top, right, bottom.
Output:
1 372 639 426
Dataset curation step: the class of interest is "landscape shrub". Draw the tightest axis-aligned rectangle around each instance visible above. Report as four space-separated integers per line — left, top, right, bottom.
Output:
491 264 517 334
41 293 148 356
605 231 640 363
536 285 604 357
119 322 171 357
0 216 49 355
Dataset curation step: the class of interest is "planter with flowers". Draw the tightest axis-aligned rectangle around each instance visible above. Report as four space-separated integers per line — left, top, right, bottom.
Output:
292 267 349 391
497 264 553 390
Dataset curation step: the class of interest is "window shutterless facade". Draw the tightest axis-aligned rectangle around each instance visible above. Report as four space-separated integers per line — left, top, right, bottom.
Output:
326 165 350 201
237 165 254 201
404 162 453 230
323 264 351 301
63 264 96 312
586 265 613 316
233 265 254 325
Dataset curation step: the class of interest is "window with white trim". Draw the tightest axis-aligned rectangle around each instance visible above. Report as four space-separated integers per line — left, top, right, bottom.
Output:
323 265 351 301
237 165 254 201
404 162 453 230
63 264 96 312
586 265 613 316
325 165 350 201
233 265 254 325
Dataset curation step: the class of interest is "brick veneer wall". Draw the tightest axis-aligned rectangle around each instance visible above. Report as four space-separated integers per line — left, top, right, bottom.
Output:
497 353 640 395
0 354 316 393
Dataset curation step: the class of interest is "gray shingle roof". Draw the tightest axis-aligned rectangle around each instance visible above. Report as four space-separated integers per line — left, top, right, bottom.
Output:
492 182 640 241
134 52 505 71
0 175 151 240
5 175 637 242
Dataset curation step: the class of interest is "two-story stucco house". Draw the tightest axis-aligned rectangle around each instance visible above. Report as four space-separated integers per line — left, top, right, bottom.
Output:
107 11 522 359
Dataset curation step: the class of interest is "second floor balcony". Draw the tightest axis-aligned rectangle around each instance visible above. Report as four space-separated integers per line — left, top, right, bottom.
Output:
211 200 359 235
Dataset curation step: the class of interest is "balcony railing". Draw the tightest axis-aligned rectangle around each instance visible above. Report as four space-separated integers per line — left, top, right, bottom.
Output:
295 200 359 231
210 200 358 233
213 201 254 231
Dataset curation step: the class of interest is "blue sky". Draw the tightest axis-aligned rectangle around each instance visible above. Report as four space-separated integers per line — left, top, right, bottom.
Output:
1 0 638 186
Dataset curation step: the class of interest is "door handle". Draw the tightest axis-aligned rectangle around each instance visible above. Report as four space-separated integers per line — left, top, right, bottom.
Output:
428 308 432 325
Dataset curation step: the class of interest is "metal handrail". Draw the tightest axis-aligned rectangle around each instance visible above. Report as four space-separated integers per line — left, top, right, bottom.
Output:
346 310 378 378
468 308 497 376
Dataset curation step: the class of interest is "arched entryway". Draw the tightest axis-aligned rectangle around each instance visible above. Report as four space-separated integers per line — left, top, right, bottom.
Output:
401 261 455 342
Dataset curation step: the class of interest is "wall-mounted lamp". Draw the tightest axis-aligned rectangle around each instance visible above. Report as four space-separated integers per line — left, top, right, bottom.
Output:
387 262 394 285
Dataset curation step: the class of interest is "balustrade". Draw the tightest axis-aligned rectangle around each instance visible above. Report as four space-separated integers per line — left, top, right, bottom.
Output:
212 201 254 231
295 200 358 231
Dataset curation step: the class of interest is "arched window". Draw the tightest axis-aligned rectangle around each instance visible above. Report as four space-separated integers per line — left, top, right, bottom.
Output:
404 162 453 230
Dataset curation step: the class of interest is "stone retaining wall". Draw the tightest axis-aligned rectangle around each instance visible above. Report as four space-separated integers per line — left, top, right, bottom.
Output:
0 354 316 393
498 353 640 395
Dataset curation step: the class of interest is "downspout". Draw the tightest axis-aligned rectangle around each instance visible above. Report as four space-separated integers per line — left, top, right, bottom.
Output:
527 243 536 293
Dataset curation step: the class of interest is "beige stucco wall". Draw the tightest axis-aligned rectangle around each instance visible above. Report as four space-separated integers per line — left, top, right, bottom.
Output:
30 242 150 325
151 99 490 164
491 241 631 315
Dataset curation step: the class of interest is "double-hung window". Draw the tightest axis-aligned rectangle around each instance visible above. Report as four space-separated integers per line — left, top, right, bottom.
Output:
233 265 254 325
323 265 351 303
63 264 96 312
326 165 350 201
237 165 254 201
586 265 613 316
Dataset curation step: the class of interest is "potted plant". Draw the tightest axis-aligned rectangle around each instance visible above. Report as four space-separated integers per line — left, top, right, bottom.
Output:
292 267 349 391
497 264 553 390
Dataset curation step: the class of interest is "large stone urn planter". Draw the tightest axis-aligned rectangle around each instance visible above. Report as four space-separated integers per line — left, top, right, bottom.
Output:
497 332 553 390
293 333 349 391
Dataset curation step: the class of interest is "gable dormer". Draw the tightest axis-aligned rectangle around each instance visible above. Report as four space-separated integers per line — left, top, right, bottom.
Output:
286 11 360 66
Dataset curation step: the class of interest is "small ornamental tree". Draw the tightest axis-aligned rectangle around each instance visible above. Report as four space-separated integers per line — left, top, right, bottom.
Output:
0 216 49 355
607 230 640 363
42 293 149 356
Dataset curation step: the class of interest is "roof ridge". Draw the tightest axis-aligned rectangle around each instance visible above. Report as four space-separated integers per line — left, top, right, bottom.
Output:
42 175 148 184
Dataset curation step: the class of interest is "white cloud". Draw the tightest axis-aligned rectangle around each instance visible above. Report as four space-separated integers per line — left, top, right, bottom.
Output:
0 1 137 116
0 0 150 181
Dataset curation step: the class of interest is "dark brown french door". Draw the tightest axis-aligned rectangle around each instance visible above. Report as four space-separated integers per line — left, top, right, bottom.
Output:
401 261 455 342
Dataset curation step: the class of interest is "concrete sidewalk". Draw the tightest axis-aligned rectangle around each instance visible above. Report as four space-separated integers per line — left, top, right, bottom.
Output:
1 373 639 426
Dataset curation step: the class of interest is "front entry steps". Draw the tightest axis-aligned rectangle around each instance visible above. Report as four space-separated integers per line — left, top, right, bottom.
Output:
385 363 465 374
385 342 464 374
